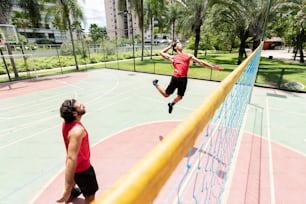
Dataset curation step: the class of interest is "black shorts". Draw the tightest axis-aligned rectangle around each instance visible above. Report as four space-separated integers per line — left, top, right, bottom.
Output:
74 165 99 197
166 76 188 96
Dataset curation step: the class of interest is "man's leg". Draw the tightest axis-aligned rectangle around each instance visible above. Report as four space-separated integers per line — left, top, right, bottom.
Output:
74 166 98 204
153 79 169 97
84 194 95 204
168 95 183 114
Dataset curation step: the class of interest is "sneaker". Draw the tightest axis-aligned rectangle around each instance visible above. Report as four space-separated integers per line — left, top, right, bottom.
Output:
168 103 174 114
153 79 159 87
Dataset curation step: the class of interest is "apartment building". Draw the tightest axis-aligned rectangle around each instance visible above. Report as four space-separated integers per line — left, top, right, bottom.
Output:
104 0 141 40
11 0 68 44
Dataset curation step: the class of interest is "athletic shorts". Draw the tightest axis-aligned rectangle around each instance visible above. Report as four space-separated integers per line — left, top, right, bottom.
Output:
74 165 99 197
166 76 188 96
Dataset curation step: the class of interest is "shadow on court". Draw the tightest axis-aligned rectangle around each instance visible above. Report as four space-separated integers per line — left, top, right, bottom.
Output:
0 68 305 204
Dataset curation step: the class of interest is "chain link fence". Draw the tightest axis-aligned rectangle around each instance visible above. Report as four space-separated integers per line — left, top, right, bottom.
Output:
1 42 305 93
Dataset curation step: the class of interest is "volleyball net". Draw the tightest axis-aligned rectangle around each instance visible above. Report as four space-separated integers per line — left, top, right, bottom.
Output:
94 43 263 204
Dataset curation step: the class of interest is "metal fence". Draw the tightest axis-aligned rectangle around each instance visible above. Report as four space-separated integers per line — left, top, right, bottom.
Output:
0 43 305 93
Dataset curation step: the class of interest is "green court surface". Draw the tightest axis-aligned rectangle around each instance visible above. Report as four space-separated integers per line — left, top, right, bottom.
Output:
0 68 305 204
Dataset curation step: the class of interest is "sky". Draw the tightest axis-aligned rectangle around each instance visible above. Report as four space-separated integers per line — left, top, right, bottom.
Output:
78 0 106 31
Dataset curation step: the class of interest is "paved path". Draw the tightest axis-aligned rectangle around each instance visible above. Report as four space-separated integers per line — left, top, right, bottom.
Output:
1 69 306 204
261 48 304 62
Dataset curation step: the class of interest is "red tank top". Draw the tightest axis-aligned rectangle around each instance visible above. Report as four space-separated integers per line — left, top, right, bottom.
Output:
172 53 192 77
62 121 91 173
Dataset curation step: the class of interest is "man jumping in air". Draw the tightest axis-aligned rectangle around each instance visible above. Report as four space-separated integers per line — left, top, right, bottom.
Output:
153 41 222 113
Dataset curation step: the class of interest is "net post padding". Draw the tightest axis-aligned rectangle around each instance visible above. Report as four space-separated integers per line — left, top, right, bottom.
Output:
94 44 263 204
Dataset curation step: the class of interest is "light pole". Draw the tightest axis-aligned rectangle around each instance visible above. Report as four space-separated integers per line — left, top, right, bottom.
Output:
118 10 135 71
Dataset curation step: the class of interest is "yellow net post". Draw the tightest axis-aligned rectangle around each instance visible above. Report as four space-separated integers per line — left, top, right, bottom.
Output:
93 43 263 204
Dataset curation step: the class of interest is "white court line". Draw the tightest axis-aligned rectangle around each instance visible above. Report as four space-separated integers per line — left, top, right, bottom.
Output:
52 77 86 90
0 91 67 113
0 70 118 120
0 125 57 150
221 105 250 204
143 96 194 112
0 71 119 140
0 107 58 120
269 107 306 117
96 96 130 111
266 97 276 204
170 115 227 203
86 74 120 105
31 120 181 203
0 114 58 137
244 130 306 157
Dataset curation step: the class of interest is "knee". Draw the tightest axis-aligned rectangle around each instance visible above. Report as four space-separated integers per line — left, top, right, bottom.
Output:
85 195 95 204
162 92 170 97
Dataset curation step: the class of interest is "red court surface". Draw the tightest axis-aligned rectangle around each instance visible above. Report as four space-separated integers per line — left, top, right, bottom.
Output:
0 72 87 99
1 70 306 203
32 122 306 204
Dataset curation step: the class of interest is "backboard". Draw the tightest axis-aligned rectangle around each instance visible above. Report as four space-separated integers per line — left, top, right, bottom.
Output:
0 24 19 44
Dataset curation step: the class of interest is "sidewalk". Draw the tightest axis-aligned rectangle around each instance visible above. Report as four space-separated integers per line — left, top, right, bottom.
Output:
261 48 304 62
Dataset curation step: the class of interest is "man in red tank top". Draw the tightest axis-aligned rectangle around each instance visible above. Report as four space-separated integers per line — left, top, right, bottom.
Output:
153 41 222 113
57 99 98 204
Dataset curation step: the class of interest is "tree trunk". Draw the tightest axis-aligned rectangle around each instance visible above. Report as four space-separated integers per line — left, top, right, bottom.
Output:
298 28 304 63
172 19 175 41
238 30 248 64
61 0 79 70
68 20 79 70
141 0 144 61
194 27 200 58
193 9 202 58
150 16 153 59
0 1 12 24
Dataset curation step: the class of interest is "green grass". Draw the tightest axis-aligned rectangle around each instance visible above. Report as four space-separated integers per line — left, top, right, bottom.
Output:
1 50 305 91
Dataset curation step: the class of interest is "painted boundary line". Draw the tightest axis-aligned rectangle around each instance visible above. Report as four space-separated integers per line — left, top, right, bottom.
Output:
266 97 275 204
220 104 250 204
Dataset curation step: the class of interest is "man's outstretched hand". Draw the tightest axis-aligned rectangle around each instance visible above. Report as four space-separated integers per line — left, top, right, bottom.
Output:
212 65 223 71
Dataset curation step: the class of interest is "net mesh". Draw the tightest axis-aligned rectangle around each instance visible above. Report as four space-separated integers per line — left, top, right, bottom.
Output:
95 43 263 204
164 48 261 204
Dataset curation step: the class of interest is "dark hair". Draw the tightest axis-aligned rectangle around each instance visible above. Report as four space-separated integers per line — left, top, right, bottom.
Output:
172 41 178 52
60 99 76 122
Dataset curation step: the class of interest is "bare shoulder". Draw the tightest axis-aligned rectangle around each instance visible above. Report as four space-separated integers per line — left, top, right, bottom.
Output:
69 124 85 140
187 53 195 58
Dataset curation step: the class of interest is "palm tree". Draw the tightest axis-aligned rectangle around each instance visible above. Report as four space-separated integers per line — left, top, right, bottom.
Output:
0 0 12 24
72 20 86 58
275 0 305 63
143 0 166 57
17 0 41 28
213 0 273 64
177 0 223 58
11 11 30 42
46 0 84 70
167 2 184 41
89 23 106 53
119 0 147 60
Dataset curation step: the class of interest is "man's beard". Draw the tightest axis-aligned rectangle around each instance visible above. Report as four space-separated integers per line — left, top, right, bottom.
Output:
77 109 86 116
